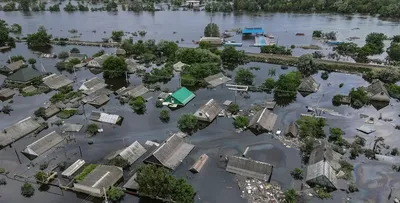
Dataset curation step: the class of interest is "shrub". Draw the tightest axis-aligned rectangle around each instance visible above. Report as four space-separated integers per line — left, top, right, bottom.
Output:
21 183 35 197
155 100 163 108
227 103 239 114
233 116 249 128
321 71 329 80
339 83 344 88
86 124 99 135
159 110 170 123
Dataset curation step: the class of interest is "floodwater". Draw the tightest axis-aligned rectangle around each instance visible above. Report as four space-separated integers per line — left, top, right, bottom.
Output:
1 9 400 203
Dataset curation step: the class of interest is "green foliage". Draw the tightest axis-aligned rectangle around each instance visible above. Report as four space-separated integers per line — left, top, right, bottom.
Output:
391 148 399 156
102 56 128 78
312 30 322 38
261 78 275 91
315 186 331 199
75 164 97 182
107 187 125 202
1 105 13 114
106 0 118 11
334 42 359 58
290 168 303 180
143 65 174 84
28 58 36 65
328 128 343 142
393 35 400 43
57 109 77 119
49 4 60 11
129 96 146 114
205 2 233 12
321 71 329 80
77 3 89 11
233 115 249 129
233 0 260 11
8 55 25 63
108 157 129 168
0 20 16 48
387 42 400 62
181 63 220 87
111 30 124 42
339 83 344 88
21 182 35 197
50 91 82 103
297 116 326 139
136 164 195 203
235 68 255 85
297 54 317 77
268 68 276 76
159 109 170 122
348 183 359 193
122 4 126 11
34 107 46 118
70 47 80 54
260 45 292 55
155 100 163 108
26 26 52 48
221 47 247 68
349 87 368 108
339 160 354 180
227 103 239 114
284 189 297 203
9 24 22 34
92 50 105 58
86 124 99 135
0 168 5 174
365 32 386 54
332 94 344 106
199 41 211 50
275 71 301 97
204 23 220 37
178 114 198 134
176 48 221 65
35 171 48 183
64 1 77 12
58 51 69 59
362 68 400 84
3 2 17 11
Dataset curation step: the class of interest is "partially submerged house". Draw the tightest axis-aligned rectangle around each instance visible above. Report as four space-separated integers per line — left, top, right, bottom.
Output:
305 160 338 191
298 76 320 93
87 54 111 68
4 67 44 85
199 37 224 45
194 98 222 122
116 49 126 56
0 60 25 74
284 121 298 138
125 59 144 73
89 111 123 125
116 84 149 98
44 105 61 119
309 143 342 171
366 79 390 102
0 117 41 148
42 74 73 90
173 61 188 72
164 87 195 107
66 53 88 63
190 154 208 173
144 134 195 170
265 101 276 110
22 85 38 94
158 92 170 101
108 141 146 165
204 73 231 87
61 123 83 132
226 156 273 182
73 165 123 197
79 77 108 95
82 94 110 108
22 131 64 159
123 173 139 192
0 88 15 100
62 159 86 178
248 108 278 132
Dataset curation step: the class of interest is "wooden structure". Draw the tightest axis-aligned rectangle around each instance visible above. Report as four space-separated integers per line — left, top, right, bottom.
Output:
189 154 208 173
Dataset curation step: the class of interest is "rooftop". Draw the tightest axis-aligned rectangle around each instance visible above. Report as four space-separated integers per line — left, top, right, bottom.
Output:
226 156 273 181
242 27 265 34
248 108 278 132
204 73 231 87
284 121 298 137
79 77 108 95
166 87 195 106
1 60 25 72
61 123 83 132
22 131 64 158
6 67 44 82
89 111 122 125
173 61 188 72
194 98 222 122
116 84 149 98
0 117 41 147
309 143 342 170
83 94 110 107
298 76 320 93
123 173 138 191
42 73 73 90
305 160 337 190
62 159 86 178
0 88 15 98
115 141 146 165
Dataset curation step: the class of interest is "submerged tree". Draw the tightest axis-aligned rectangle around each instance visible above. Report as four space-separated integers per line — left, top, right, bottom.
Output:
129 96 146 115
107 186 125 202
235 68 255 85
26 26 52 48
178 114 198 134
102 56 127 78
204 23 220 37
297 54 317 77
21 182 35 197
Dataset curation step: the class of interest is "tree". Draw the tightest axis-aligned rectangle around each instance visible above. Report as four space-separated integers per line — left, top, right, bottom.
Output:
21 182 35 197
290 168 303 180
220 47 246 68
155 100 163 108
233 115 249 128
102 56 128 78
178 114 198 134
35 171 48 183
235 68 255 85
393 35 400 43
159 109 170 122
9 23 22 34
349 87 368 108
26 26 52 48
28 58 36 65
136 164 195 203
284 189 297 203
1 105 13 114
199 41 211 49
204 23 220 37
261 78 275 91
312 30 322 38
227 103 239 114
108 157 129 168
175 48 221 64
334 42 359 58
86 123 99 135
321 71 329 80
34 107 46 118
92 50 105 58
49 4 60 11
70 47 80 53
58 51 69 59
157 40 179 59
129 96 146 114
19 0 30 11
275 71 301 96
387 43 400 62
297 116 326 139
364 148 376 160
391 148 399 156
107 187 125 202
328 128 343 142
111 30 124 42
297 54 317 77
106 0 118 11
299 137 317 163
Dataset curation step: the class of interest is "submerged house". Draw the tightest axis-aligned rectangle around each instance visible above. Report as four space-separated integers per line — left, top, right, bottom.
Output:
366 79 390 102
42 73 73 90
0 117 41 148
79 77 108 95
62 159 86 178
248 108 278 132
298 76 320 94
305 160 338 191
123 173 139 192
164 87 195 107
4 68 44 85
144 134 195 170
65 53 88 63
194 98 222 122
87 54 111 68
82 94 110 108
108 141 146 165
204 73 231 87
0 88 15 100
309 143 342 171
116 84 149 98
22 131 64 160
0 60 25 74
173 61 188 72
89 111 123 125
226 156 273 182
284 121 298 138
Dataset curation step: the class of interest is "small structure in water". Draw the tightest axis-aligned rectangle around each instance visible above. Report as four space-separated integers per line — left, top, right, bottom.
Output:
248 108 278 132
194 98 222 122
89 111 123 125
199 37 224 45
366 79 390 102
190 154 209 173
204 73 231 87
173 61 188 72
164 87 195 108
298 76 320 94
284 121 298 138
62 159 85 179
0 88 15 101
241 27 264 36
42 73 73 90
22 131 64 160
226 156 273 182
107 141 146 165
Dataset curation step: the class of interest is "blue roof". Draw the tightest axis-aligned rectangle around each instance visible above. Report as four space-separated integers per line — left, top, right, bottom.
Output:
242 28 264 34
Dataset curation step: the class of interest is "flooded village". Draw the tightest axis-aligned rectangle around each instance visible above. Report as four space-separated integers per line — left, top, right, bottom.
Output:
1 2 400 203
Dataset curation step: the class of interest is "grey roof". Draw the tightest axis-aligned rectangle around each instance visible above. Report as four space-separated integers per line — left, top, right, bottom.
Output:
158 92 170 100
73 165 123 197
366 79 389 99
42 74 73 90
284 121 298 137
83 94 110 107
1 60 25 72
62 159 85 178
298 76 320 93
356 124 376 134
79 77 108 95
69 53 87 58
22 131 63 158
44 105 61 118
0 88 15 98
226 156 273 181
116 141 146 165
204 73 231 87
116 49 126 55
116 84 149 98
194 98 222 122
125 59 145 73
89 111 122 124
22 85 37 93
0 117 41 147
123 173 138 190
90 54 111 67
144 134 195 170
248 108 278 132
6 68 44 82
265 101 276 110
173 61 188 72
61 123 83 132
305 160 337 190
309 143 342 170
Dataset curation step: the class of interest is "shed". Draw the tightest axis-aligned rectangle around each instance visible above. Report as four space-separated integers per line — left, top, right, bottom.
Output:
1 60 25 73
158 92 170 100
298 76 320 93
0 88 15 100
144 134 195 170
305 160 337 191
82 94 110 107
242 28 265 35
226 156 273 182
42 73 73 90
5 68 44 84
89 111 123 125
357 124 376 134
87 54 111 68
173 61 188 72
22 131 64 159
62 159 86 178
265 101 276 110
248 108 278 132
194 98 222 122
366 79 390 102
73 165 123 197
44 105 61 119
61 123 83 132
0 117 41 147
309 143 342 171
284 122 298 137
123 173 139 191
116 84 149 98
22 85 37 94
190 154 208 173
204 73 231 87
223 100 232 106
164 87 195 107
116 49 126 55
111 141 146 165
68 53 88 62
79 77 108 95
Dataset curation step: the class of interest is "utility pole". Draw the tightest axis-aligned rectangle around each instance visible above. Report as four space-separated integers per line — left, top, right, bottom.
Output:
225 84 249 104
15 149 21 164
78 146 82 158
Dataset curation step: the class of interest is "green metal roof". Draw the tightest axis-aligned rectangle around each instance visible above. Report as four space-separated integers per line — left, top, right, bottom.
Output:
169 87 195 105
6 68 43 82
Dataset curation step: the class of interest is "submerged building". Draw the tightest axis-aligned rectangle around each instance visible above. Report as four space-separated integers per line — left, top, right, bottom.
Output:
0 117 41 148
164 87 195 107
226 156 273 182
108 141 146 165
194 98 222 122
298 76 320 93
22 131 64 159
366 79 390 102
248 108 278 132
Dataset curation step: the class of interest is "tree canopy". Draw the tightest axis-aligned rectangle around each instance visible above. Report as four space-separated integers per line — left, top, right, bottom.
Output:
297 54 317 77
275 71 301 96
297 116 326 139
107 187 125 202
235 68 255 85
178 114 198 134
176 48 221 65
21 182 35 197
111 30 124 42
26 26 52 48
129 96 146 114
220 47 247 68
204 23 220 37
102 56 128 78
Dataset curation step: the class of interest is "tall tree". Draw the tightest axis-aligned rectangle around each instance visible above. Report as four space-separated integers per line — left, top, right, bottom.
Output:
102 56 128 78
220 46 246 68
26 26 52 48
204 23 220 37
297 54 317 77
234 68 255 85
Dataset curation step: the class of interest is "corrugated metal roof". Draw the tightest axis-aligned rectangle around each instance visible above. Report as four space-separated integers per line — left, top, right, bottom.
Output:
168 87 195 105
298 76 320 93
226 156 273 181
204 73 231 87
42 74 73 90
194 98 222 122
123 173 138 190
118 141 146 165
79 77 108 95
249 108 278 131
116 84 149 98
61 123 83 132
305 160 337 190
0 88 15 98
366 79 389 101
0 117 41 147
308 143 342 170
84 94 110 107
1 60 25 72
6 68 43 82
62 159 85 178
284 121 298 137
89 112 121 124
23 131 63 157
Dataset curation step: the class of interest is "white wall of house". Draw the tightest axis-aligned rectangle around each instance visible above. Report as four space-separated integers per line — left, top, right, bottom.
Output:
73 183 102 197
194 110 209 122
